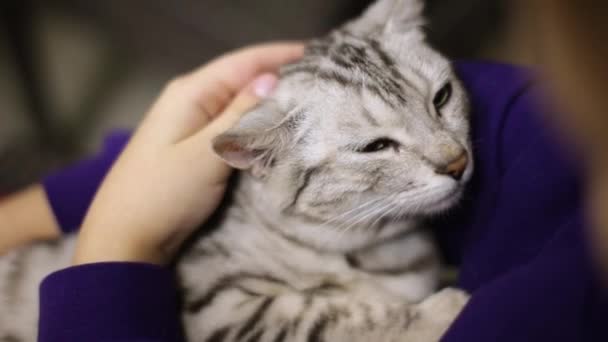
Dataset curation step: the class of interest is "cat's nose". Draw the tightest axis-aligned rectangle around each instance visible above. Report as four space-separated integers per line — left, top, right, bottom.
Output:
436 153 468 180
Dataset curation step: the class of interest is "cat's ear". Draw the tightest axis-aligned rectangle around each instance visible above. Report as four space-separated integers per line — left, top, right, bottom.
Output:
212 101 289 178
345 0 425 36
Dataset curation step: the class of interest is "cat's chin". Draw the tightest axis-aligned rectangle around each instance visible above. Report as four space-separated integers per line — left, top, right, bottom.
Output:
408 185 465 217
280 214 420 253
428 187 464 213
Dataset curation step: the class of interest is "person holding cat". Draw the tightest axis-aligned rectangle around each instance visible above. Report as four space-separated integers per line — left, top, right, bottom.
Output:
1 1 608 341
0 47 604 341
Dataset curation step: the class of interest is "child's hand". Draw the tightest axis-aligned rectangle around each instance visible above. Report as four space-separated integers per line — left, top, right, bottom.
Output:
73 42 304 265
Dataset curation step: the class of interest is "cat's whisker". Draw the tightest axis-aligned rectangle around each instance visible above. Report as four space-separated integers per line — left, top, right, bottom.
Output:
349 199 399 233
370 200 403 230
387 198 408 223
394 202 409 221
369 201 400 229
315 197 390 247
318 197 392 247
323 198 387 240
316 196 384 229
336 196 396 236
335 196 392 230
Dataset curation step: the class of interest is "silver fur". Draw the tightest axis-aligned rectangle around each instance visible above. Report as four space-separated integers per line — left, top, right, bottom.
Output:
0 0 472 341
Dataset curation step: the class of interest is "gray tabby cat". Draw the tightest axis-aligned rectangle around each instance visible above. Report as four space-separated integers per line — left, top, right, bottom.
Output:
0 0 473 340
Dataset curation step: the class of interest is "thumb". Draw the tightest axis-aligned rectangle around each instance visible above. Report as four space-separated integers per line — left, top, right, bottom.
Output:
182 73 278 182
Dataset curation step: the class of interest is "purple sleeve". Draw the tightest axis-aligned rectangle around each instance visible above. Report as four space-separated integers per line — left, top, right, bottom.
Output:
439 62 608 341
43 130 131 233
39 263 183 342
443 212 607 341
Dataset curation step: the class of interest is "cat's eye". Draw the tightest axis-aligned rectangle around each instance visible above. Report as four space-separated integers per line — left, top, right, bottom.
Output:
359 138 398 153
433 82 452 112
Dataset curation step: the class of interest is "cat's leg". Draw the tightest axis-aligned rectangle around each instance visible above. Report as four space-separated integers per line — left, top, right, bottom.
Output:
182 274 468 342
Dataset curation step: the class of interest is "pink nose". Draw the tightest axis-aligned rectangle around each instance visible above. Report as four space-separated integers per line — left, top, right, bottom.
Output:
437 153 468 180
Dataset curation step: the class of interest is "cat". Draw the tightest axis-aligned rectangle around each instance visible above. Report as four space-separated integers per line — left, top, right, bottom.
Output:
0 0 473 341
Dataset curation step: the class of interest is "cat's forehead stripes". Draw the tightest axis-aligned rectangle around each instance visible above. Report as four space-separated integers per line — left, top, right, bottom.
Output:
361 107 381 127
280 31 427 109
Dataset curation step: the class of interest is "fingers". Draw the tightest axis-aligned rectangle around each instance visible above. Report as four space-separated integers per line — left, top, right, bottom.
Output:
183 73 278 184
184 42 303 117
141 42 303 145
204 73 278 139
191 42 303 91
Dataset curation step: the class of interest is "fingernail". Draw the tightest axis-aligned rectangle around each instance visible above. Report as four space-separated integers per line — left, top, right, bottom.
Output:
253 74 278 98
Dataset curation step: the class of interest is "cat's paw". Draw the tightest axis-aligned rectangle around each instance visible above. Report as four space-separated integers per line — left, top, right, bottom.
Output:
416 287 469 321
400 288 469 341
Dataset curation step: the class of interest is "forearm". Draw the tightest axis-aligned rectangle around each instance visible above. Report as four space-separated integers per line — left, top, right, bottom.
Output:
0 185 60 255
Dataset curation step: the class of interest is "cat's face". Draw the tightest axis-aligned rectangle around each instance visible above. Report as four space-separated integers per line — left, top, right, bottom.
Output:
272 37 470 217
214 0 471 247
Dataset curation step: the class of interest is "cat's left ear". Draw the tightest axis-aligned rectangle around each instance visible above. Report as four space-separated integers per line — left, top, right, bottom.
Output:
212 101 289 178
345 0 425 37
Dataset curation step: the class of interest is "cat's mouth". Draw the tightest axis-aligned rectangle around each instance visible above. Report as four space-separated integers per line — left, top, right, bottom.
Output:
430 185 465 213
436 185 464 206
363 186 463 225
397 183 465 216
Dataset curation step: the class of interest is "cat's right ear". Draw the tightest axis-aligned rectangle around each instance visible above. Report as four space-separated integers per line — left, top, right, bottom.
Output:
212 101 288 178
345 0 425 36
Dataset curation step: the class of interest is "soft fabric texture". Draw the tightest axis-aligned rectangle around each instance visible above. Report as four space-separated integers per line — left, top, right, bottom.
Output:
39 61 608 341
438 62 608 341
39 262 181 342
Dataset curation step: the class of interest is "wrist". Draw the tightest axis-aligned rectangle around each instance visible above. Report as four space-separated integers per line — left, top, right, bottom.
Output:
73 241 165 266
72 226 177 266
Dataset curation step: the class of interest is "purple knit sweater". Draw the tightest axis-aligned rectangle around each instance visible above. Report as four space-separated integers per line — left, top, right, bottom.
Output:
39 62 608 341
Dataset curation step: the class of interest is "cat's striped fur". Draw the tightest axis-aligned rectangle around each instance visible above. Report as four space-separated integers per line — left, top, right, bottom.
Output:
0 0 472 340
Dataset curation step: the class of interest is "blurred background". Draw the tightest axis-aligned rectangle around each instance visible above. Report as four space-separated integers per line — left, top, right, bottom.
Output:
0 0 534 193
